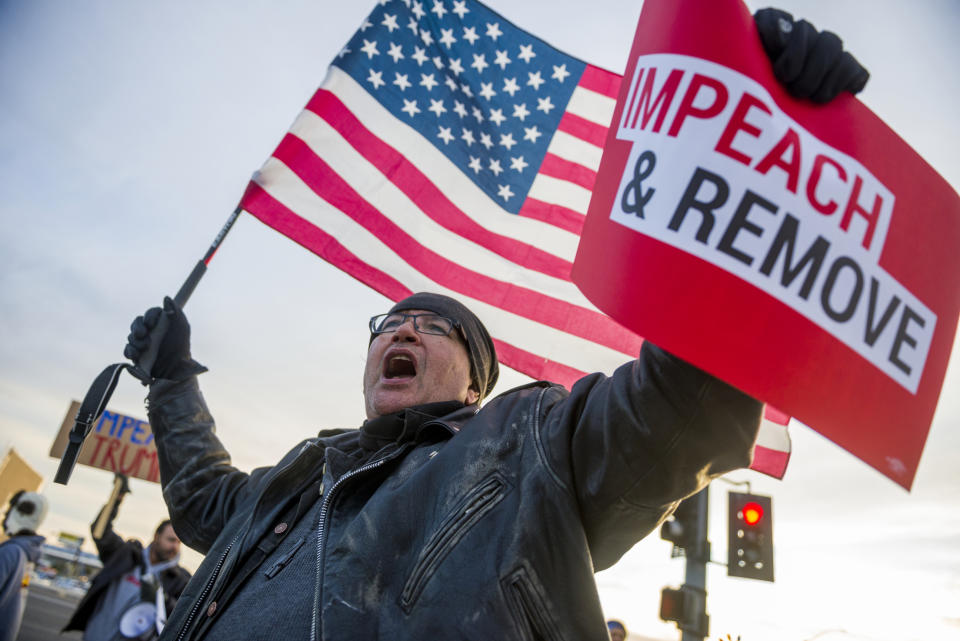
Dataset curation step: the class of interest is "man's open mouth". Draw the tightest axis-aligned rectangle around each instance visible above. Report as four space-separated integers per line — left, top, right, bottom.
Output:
384 353 417 379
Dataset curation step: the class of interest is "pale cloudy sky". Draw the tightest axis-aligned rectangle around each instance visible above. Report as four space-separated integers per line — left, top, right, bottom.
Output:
1 1 958 640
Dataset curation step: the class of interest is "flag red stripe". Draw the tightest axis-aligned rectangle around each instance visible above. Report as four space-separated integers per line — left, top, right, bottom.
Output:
270 134 642 355
517 198 585 235
306 89 573 281
750 445 789 480
492 338 590 389
577 65 623 99
763 405 790 424
539 153 597 191
557 112 609 148
240 182 412 301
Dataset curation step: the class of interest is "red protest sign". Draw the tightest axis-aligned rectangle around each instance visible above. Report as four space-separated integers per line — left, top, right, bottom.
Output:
572 0 960 489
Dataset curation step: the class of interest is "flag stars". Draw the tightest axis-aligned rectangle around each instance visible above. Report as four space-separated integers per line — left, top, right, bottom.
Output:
468 156 482 173
479 133 494 149
462 26 479 45
510 156 528 173
361 39 380 59
420 29 434 46
407 17 419 34
489 158 504 176
428 98 446 116
461 128 475 145
497 184 514 201
518 43 536 63
536 96 554 114
502 77 520 96
471 53 489 73
432 56 445 69
437 126 454 144
359 18 374 32
431 0 447 19
401 99 421 117
387 42 404 63
448 58 464 75
478 82 496 100
453 100 468 118
460 83 473 98
439 28 456 48
523 125 542 143
488 107 506 126
367 69 385 89
420 73 439 90
393 72 412 90
512 103 530 121
381 13 400 32
411 46 429 66
499 132 517 150
527 70 545 90
444 75 459 91
493 50 511 70
471 106 484 122
452 0 469 18
486 22 503 41
552 63 571 82
411 0 425 19
337 46 351 59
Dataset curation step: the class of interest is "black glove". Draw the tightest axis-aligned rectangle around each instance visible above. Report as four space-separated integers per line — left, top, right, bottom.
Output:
124 296 206 382
754 8 869 103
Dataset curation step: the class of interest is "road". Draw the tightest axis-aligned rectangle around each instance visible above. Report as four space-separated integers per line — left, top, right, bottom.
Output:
17 583 83 641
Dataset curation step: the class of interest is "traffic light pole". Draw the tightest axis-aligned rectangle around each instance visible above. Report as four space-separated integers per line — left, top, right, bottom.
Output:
682 486 709 641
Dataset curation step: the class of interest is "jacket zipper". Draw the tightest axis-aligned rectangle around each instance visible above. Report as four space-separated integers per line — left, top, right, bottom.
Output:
399 475 506 611
310 448 408 641
174 531 241 641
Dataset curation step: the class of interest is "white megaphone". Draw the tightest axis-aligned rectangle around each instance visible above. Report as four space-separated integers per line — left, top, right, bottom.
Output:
119 602 157 640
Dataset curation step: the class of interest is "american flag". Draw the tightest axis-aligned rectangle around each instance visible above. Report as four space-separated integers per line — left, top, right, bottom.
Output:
238 0 790 478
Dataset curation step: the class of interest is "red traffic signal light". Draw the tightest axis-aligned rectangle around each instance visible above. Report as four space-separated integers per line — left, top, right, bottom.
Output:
742 502 763 526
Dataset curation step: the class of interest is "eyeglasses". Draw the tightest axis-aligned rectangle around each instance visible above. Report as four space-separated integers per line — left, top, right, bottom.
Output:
369 312 458 337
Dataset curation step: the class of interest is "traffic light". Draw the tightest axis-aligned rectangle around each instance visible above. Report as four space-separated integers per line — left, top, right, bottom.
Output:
660 494 700 553
727 492 774 582
659 585 709 637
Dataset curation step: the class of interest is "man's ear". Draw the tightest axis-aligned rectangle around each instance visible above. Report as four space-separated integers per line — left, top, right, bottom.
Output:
465 385 480 405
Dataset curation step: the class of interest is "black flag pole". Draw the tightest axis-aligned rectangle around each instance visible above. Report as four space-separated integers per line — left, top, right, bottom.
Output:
54 207 242 485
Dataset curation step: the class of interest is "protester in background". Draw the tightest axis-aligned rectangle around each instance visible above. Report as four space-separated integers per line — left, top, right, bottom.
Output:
64 489 191 641
607 619 628 641
0 490 49 641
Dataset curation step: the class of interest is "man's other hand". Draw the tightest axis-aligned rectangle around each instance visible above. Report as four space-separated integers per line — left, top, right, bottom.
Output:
754 7 869 103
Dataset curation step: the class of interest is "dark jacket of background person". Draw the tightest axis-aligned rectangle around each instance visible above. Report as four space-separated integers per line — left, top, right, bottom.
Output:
63 512 191 634
147 343 760 640
0 534 45 641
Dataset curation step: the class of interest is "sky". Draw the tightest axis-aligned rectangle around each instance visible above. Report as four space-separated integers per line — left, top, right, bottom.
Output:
1 1 958 640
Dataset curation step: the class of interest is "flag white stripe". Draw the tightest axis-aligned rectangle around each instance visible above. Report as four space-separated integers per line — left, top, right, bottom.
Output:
756 418 792 450
565 86 617 127
253 157 634 367
526 174 593 214
545 130 604 172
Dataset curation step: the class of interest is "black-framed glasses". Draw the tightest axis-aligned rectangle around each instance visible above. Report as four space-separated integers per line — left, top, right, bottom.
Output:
369 312 458 337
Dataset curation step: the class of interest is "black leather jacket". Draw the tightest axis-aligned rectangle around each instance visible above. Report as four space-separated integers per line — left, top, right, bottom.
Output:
148 343 761 640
